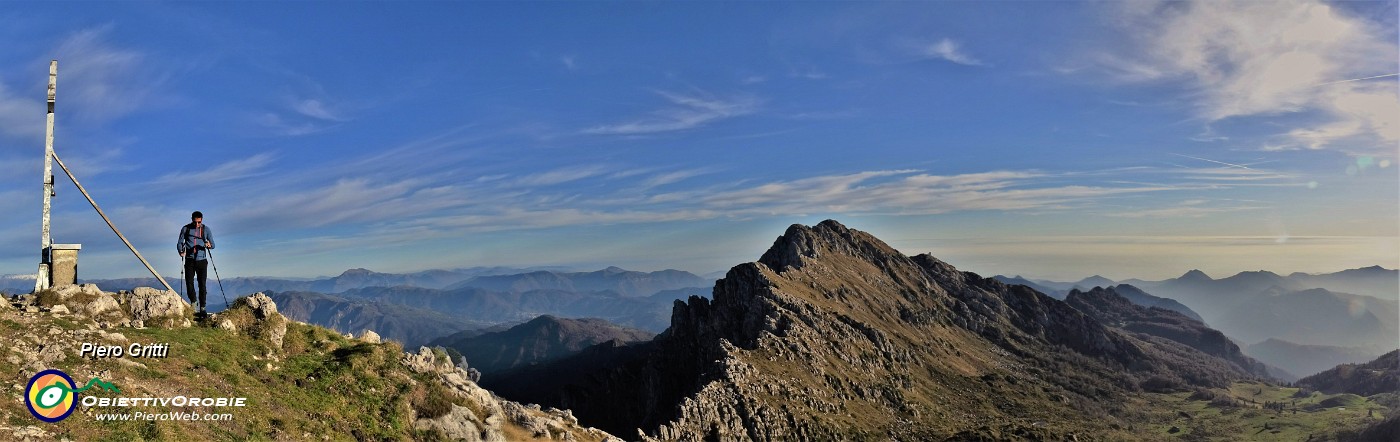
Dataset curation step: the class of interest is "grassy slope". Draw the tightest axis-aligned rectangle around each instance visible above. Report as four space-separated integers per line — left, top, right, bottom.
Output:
0 301 602 441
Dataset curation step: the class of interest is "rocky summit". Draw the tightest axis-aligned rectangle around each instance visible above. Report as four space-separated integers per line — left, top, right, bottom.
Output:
490 220 1273 440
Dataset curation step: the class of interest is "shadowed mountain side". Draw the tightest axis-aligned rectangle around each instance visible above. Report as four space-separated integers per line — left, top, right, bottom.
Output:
266 291 487 348
990 275 1061 298
1298 350 1399 397
1065 287 1272 379
1246 339 1383 380
992 276 1203 322
1106 284 1204 323
488 220 1260 440
431 315 654 375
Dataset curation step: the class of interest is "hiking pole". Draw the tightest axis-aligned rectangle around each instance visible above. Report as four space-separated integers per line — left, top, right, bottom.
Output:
207 249 230 310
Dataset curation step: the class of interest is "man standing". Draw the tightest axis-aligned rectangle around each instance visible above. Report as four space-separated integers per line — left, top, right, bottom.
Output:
177 211 215 317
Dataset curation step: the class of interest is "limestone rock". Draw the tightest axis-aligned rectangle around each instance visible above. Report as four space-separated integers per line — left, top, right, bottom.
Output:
244 292 278 319
126 287 188 328
81 294 123 320
48 305 69 315
52 283 103 302
37 345 65 364
404 347 452 374
266 316 288 349
361 329 382 344
218 319 237 332
413 405 490 442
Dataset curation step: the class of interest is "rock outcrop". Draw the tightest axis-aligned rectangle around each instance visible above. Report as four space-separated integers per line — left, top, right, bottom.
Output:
20 284 192 329
124 287 191 328
491 220 1263 440
222 292 288 349
361 329 382 344
403 346 620 442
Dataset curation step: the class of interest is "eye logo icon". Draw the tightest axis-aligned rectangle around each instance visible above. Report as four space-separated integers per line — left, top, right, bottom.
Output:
26 369 77 422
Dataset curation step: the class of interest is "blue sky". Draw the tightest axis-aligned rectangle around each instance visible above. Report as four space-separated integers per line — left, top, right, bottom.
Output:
0 1 1396 281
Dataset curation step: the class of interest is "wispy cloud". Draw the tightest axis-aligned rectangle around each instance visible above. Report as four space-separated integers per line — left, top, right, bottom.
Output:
1107 199 1268 218
510 164 611 187
0 82 43 140
924 38 983 66
292 99 346 122
583 90 760 135
255 112 326 137
641 168 712 189
559 55 578 71
152 152 276 186
53 25 170 123
1095 1 1398 153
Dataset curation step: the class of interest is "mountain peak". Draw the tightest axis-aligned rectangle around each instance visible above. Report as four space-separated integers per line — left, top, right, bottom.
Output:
339 268 376 277
1179 269 1212 281
601 266 628 273
1075 275 1115 288
757 219 903 272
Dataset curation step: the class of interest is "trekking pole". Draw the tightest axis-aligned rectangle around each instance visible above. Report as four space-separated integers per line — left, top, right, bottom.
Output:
207 249 230 309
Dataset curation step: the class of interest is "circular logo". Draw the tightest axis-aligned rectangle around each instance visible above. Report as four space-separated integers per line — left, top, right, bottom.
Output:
25 369 77 423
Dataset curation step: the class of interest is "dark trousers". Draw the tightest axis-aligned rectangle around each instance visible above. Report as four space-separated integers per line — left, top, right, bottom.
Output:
184 258 208 310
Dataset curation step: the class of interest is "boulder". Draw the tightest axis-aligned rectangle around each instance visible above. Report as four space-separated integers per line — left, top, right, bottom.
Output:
361 329 382 344
244 292 278 319
52 283 103 302
82 294 123 320
48 305 69 315
126 287 189 328
266 316 288 349
413 405 490 442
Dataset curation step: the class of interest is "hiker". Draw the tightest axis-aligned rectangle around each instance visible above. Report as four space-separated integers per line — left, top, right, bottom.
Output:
177 211 215 317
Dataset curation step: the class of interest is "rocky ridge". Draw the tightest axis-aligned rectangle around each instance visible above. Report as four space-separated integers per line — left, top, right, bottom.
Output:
491 220 1263 440
1064 286 1272 380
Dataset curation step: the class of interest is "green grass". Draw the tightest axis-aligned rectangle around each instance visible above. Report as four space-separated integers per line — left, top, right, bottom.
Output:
1133 381 1391 441
0 305 452 441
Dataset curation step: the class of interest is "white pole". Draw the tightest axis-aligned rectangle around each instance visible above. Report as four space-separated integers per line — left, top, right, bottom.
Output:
35 60 56 293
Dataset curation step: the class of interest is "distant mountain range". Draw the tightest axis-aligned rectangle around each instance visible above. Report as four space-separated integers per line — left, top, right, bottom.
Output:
25 266 713 337
66 266 569 299
432 315 654 376
445 266 710 297
264 291 491 348
998 267 1399 378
